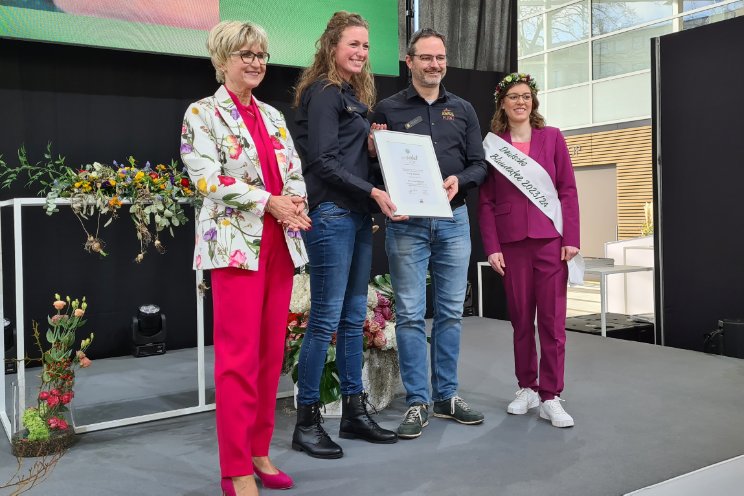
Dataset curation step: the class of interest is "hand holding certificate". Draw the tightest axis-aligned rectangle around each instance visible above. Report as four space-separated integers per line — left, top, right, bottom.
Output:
372 130 453 218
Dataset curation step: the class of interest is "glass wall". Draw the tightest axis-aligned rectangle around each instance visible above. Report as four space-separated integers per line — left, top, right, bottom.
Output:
517 0 743 129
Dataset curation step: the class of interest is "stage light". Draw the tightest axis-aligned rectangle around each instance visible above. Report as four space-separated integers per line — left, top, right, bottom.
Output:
4 318 16 374
131 304 167 357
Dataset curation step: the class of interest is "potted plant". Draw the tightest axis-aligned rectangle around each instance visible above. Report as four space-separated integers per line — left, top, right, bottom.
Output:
11 295 95 457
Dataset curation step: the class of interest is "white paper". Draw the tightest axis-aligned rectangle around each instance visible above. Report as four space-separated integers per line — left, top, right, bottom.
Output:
568 253 585 287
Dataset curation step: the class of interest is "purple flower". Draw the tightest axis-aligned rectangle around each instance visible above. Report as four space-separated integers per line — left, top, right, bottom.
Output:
203 227 217 241
230 108 240 120
287 230 302 239
377 293 391 307
180 143 193 154
225 207 234 216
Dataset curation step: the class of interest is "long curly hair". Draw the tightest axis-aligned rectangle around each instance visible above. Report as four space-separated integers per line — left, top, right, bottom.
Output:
293 11 376 109
491 75 546 134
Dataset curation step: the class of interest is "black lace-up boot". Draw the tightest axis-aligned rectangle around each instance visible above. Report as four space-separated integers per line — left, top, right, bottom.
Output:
338 392 398 444
292 401 343 459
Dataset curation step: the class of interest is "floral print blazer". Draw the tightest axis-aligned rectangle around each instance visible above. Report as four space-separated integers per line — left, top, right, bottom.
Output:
180 85 309 271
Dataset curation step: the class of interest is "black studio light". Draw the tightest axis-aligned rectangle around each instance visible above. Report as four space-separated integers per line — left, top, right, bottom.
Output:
4 318 16 374
131 304 167 357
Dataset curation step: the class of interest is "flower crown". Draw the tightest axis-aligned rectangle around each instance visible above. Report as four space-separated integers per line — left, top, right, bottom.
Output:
494 73 538 102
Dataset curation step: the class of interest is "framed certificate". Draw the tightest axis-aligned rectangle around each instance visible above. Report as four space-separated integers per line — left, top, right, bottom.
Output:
372 130 453 218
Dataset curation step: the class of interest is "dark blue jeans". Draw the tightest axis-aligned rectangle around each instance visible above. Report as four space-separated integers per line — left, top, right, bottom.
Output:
296 202 372 405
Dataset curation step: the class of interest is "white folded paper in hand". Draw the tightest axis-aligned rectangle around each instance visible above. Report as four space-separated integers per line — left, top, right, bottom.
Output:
568 253 585 287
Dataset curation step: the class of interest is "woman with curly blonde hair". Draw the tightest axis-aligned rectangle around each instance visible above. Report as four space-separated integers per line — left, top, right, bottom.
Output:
291 11 399 459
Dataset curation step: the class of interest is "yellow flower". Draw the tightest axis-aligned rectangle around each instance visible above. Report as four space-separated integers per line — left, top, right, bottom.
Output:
209 184 217 193
74 181 82 188
221 219 231 226
134 171 145 181
278 127 287 140
108 196 122 207
191 107 199 114
110 179 116 186
156 164 167 171
197 178 207 193
160 183 166 189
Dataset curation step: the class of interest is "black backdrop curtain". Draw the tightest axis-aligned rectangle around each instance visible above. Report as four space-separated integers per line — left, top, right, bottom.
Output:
0 38 504 359
652 16 744 351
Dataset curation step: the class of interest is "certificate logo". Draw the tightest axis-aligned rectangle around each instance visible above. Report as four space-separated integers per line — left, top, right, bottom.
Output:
441 108 455 121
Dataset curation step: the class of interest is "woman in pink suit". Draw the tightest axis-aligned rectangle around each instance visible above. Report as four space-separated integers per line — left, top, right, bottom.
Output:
478 73 580 428
181 21 311 495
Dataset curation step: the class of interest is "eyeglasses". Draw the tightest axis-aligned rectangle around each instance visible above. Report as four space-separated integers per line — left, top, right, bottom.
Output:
504 93 532 102
412 54 447 64
230 50 271 65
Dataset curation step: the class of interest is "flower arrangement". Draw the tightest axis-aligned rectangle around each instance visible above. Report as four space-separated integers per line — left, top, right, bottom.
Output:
640 201 654 236
494 72 539 102
0 144 196 261
12 295 95 458
283 273 398 406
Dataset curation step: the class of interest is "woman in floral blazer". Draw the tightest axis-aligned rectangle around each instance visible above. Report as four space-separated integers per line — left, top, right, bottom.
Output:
180 21 310 496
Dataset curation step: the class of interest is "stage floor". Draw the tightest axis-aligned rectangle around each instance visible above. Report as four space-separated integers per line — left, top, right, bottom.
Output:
2 317 743 495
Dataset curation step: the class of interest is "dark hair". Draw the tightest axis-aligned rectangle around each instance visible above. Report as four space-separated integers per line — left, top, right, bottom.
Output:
406 28 446 56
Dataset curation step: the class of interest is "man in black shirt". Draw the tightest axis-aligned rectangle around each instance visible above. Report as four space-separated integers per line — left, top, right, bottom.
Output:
372 28 487 439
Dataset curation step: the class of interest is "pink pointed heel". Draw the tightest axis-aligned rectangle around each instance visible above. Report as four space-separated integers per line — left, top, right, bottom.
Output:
252 463 294 490
221 477 237 496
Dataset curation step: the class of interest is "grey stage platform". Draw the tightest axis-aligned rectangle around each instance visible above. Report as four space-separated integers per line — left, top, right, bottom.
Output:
2 317 743 495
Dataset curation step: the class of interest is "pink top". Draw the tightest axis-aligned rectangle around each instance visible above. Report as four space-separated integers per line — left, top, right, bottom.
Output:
512 140 531 156
227 89 283 196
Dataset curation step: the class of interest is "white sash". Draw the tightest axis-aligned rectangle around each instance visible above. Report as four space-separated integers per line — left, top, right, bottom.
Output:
483 132 584 285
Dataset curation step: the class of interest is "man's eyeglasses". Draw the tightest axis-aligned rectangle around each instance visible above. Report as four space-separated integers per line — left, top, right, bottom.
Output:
504 93 532 102
230 50 271 65
412 54 447 64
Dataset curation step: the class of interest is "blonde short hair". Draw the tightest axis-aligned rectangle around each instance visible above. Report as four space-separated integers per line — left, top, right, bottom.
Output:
207 20 268 83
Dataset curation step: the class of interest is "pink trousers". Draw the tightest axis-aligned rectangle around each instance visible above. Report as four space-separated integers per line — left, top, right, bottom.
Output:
501 237 567 401
210 220 294 477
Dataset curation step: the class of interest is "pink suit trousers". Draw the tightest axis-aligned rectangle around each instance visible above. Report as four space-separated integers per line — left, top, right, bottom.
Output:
501 236 567 401
210 218 294 477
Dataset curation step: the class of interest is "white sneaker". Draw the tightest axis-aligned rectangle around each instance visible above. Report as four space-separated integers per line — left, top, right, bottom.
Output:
539 398 574 428
506 388 540 415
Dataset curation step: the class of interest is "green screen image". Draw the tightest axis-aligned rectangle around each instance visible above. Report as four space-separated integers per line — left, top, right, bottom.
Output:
0 0 399 75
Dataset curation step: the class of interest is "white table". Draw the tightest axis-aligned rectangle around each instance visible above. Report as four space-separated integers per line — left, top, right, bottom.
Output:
585 265 655 342
0 198 213 441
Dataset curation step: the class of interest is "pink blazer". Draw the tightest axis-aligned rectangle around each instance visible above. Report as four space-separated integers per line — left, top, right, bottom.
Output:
478 126 580 255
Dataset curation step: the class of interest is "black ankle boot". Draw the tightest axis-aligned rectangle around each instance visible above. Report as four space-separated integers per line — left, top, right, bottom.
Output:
292 401 343 459
338 393 398 444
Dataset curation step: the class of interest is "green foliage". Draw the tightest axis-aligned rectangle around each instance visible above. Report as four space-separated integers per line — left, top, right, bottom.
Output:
22 408 50 442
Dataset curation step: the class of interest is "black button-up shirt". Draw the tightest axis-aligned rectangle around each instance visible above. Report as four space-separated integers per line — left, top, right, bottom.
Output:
294 80 374 213
371 84 487 207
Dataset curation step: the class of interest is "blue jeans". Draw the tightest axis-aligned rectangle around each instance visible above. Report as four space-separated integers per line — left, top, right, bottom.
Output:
385 205 471 405
296 202 372 405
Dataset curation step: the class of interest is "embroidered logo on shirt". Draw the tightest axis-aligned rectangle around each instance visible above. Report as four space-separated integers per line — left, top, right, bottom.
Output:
441 108 455 121
404 116 423 129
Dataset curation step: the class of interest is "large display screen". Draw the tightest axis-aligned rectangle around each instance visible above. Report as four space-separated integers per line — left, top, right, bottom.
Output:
0 0 399 75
